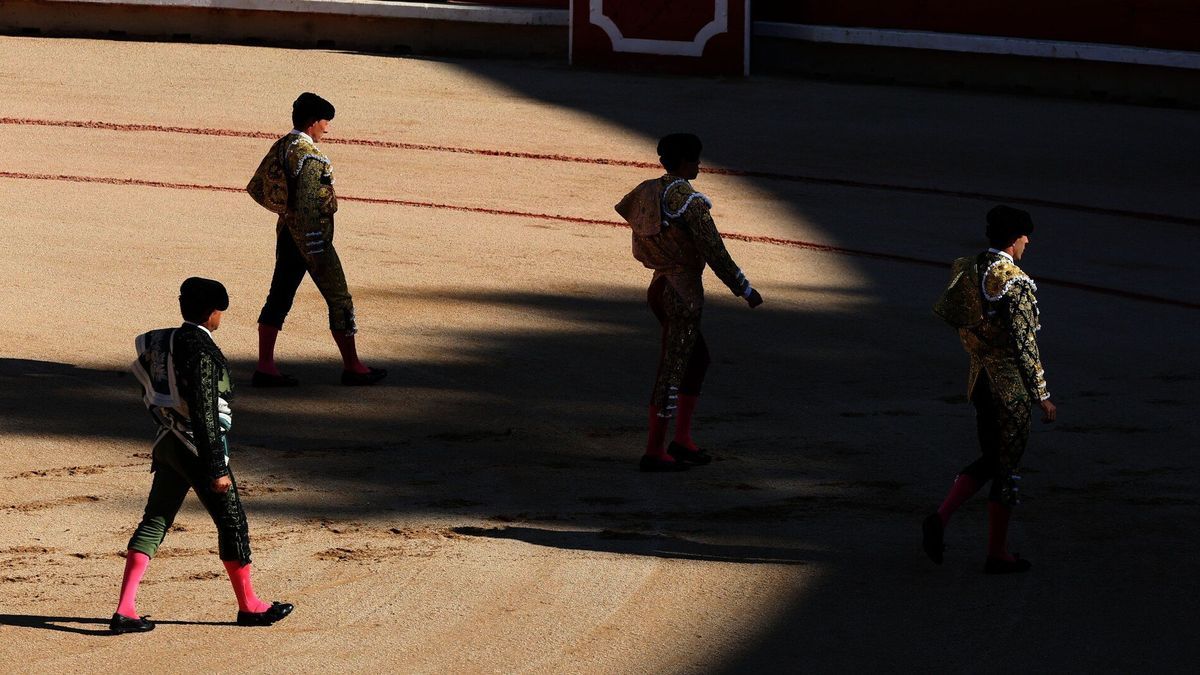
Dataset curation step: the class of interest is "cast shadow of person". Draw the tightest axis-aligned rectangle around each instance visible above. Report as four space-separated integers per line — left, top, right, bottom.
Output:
452 525 820 565
0 286 889 534
0 613 232 636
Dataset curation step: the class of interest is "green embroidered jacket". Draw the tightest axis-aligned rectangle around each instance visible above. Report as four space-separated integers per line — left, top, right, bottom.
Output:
171 324 234 481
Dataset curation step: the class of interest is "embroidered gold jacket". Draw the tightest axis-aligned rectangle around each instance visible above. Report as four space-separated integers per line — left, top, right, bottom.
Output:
272 133 339 265
960 251 1050 405
616 176 750 312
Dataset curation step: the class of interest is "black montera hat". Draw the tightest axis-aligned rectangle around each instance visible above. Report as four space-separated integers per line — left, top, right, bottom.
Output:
986 205 1034 245
179 277 229 314
657 133 703 163
293 92 336 122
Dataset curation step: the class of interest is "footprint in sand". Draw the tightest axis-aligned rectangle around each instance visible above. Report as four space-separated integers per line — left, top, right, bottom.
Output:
4 495 102 512
6 464 133 479
315 529 463 563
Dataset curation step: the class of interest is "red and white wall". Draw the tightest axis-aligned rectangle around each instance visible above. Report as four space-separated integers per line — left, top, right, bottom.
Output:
5 1 1197 73
569 0 750 76
560 0 1198 73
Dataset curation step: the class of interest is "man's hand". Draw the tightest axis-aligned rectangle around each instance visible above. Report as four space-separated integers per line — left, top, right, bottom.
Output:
1039 399 1057 423
211 475 232 494
745 288 763 308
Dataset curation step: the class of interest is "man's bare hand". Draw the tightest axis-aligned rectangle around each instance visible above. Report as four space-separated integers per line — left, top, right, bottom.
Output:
211 476 232 494
1039 399 1057 423
746 288 763 308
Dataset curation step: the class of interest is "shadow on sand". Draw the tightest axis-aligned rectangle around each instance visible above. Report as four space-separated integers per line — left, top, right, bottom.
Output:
0 613 233 636
452 525 816 565
4 273 1197 668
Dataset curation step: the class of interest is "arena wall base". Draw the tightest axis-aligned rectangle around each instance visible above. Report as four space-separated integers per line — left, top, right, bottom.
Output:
753 37 1200 110
0 0 568 58
3 1 1196 109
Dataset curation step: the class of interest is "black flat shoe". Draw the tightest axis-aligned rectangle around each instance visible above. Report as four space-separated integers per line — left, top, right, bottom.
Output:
252 370 299 388
984 555 1031 574
341 368 387 386
237 601 294 626
639 454 688 472
110 613 154 634
667 441 712 466
922 513 945 565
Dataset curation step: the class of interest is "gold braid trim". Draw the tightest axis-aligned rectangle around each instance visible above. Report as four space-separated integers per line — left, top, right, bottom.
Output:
982 257 1036 302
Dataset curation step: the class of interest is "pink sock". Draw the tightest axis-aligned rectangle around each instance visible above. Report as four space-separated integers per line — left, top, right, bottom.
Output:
644 405 672 460
936 474 982 526
256 324 281 375
331 331 370 374
116 550 150 619
672 394 700 451
223 560 271 613
987 501 1016 561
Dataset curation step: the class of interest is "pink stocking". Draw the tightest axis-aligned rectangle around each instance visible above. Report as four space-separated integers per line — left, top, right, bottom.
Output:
223 561 271 613
116 551 151 619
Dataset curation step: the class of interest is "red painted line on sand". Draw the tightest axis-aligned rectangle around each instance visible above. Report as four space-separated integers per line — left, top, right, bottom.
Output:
3 170 1195 310
4 116 1197 227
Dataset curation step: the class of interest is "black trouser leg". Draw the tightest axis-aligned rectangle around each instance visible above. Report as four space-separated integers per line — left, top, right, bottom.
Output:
963 373 1028 504
679 332 710 396
257 227 308 330
308 245 356 334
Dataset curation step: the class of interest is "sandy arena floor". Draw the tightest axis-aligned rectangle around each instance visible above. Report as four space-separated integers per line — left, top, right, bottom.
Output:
1 36 1198 673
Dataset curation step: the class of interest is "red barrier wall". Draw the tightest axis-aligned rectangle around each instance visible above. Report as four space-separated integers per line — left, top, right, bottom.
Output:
571 0 750 76
356 3 1200 53
754 1 1200 52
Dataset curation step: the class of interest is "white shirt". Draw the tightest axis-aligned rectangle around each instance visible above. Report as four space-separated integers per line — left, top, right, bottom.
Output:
184 321 213 338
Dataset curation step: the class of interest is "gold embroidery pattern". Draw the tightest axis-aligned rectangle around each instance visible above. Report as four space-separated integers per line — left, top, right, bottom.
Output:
965 254 1049 404
651 281 701 415
662 178 749 300
246 136 291 214
273 135 355 334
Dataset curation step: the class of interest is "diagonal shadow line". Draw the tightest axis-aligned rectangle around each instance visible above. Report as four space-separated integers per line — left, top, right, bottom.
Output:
0 613 235 635
453 526 818 565
2 116 1196 226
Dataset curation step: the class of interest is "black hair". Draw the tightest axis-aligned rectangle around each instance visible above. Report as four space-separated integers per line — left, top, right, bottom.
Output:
985 205 1035 248
657 133 702 172
178 277 229 323
291 92 336 131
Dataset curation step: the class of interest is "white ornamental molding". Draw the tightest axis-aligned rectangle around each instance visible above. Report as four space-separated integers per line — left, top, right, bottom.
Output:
589 0 728 57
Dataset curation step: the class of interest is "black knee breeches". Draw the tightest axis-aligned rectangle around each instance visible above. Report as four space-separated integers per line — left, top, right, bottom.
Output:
258 225 356 333
961 373 1031 506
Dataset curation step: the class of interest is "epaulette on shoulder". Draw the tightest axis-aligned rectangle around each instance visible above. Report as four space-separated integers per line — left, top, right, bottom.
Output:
661 177 712 219
286 136 330 177
982 257 1036 302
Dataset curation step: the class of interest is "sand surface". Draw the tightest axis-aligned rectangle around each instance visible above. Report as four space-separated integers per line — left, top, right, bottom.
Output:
1 37 1198 672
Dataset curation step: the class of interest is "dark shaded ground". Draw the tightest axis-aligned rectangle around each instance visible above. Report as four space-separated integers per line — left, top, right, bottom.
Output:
3 269 1197 670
